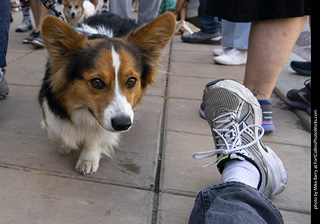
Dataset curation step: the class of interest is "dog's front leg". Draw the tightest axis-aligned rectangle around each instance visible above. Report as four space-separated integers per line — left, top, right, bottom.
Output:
75 143 101 175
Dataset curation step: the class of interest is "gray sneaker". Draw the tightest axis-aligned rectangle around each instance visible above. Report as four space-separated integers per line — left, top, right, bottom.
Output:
181 30 221 45
193 79 288 197
0 69 9 99
16 18 33 32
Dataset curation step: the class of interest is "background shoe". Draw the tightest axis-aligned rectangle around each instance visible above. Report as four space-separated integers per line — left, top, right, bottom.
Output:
212 47 231 56
16 18 33 32
0 69 9 99
23 30 37 44
181 30 221 45
285 80 311 114
32 32 44 48
290 61 311 76
214 49 247 65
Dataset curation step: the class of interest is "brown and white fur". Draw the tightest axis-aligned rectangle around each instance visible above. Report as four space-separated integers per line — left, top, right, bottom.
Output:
39 13 175 175
62 0 95 26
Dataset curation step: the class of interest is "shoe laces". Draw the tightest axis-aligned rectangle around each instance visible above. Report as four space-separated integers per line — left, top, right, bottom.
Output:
193 112 265 167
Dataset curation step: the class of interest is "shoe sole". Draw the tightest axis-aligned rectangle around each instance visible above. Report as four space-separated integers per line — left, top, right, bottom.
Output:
182 36 221 45
285 98 311 115
32 40 44 48
214 58 247 65
291 66 311 76
16 27 33 33
261 145 288 196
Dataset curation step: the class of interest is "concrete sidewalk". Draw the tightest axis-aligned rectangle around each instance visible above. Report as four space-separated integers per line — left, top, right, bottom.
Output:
0 8 311 223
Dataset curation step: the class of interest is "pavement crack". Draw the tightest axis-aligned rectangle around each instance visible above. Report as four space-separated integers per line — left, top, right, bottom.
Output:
151 39 173 224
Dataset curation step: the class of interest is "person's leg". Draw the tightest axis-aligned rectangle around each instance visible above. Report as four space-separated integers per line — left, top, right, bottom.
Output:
30 0 49 32
221 19 235 48
214 21 250 65
189 182 283 224
233 22 251 50
0 0 10 99
0 0 10 69
198 0 220 34
16 0 33 32
244 17 306 132
137 0 162 26
109 0 131 20
244 16 307 100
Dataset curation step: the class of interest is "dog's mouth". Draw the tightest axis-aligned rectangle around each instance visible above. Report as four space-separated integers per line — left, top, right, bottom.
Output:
88 108 132 132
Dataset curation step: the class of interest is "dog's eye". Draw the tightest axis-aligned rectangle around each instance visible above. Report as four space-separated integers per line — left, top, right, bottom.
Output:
126 77 137 89
90 78 105 90
75 5 79 8
68 5 72 9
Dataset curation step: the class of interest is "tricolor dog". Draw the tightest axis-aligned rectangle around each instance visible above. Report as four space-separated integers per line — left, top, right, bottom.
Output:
39 13 175 174
62 0 95 26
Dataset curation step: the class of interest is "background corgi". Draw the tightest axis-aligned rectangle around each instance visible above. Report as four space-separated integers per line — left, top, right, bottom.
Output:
62 0 95 26
39 13 175 175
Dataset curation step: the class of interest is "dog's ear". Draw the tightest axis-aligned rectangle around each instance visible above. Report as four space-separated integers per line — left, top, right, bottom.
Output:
126 12 175 88
126 12 175 59
42 16 87 57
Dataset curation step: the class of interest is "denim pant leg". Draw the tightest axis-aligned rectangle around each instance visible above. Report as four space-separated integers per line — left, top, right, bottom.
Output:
138 0 162 26
198 0 221 34
109 0 132 20
189 182 284 224
222 20 251 50
0 0 10 68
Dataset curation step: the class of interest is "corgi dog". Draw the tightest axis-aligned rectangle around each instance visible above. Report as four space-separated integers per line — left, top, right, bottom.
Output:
62 0 95 26
39 13 175 175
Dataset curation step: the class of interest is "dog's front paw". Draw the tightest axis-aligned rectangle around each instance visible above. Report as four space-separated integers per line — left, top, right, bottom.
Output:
75 150 101 175
75 159 99 175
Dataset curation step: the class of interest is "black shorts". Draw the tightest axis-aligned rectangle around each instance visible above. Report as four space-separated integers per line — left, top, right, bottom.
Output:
205 0 311 22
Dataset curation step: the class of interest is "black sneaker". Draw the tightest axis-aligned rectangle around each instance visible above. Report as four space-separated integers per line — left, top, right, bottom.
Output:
0 69 9 99
285 80 311 114
181 30 221 45
23 30 38 44
193 79 288 197
290 61 311 76
32 32 45 48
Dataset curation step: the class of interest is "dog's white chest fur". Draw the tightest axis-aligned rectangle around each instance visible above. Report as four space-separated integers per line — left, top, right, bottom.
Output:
42 100 120 174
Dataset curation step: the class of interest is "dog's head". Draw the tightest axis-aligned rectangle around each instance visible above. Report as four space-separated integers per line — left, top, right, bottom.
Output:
41 13 175 132
62 0 85 20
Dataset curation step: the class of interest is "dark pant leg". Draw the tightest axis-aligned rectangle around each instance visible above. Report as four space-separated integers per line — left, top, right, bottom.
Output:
198 0 221 34
0 0 10 68
189 182 283 224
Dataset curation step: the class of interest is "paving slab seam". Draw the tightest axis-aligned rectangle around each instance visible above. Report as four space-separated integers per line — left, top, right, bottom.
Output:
0 163 153 192
170 59 212 65
5 83 41 88
151 39 173 224
7 49 37 65
277 207 311 215
160 188 198 198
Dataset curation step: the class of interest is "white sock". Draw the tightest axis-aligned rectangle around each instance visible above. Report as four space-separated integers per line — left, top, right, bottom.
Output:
221 160 260 189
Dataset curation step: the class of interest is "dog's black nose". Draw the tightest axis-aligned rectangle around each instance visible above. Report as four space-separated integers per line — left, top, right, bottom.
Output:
111 116 132 131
